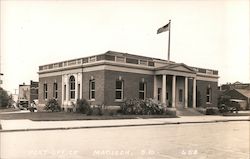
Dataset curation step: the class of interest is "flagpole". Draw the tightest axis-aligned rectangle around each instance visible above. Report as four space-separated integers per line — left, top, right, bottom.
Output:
168 19 171 61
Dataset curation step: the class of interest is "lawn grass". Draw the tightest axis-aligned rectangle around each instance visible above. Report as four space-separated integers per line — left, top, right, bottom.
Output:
0 107 19 113
0 111 177 121
222 113 250 116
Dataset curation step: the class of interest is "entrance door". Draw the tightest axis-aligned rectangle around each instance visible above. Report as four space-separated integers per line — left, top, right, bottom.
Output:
177 89 184 108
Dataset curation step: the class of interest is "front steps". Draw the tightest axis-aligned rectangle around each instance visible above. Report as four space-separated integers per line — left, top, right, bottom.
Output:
176 108 204 116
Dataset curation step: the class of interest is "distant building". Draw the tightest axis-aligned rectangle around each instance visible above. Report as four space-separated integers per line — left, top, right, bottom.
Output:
220 81 250 91
219 82 250 110
18 80 39 105
38 51 219 111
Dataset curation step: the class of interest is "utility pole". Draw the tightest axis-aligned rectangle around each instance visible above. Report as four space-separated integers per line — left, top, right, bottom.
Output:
14 89 18 95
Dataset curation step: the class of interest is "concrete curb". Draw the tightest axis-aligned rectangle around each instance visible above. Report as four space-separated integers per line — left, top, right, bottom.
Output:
0 119 249 133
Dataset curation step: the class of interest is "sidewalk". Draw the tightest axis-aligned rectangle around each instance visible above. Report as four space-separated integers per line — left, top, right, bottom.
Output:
1 115 249 132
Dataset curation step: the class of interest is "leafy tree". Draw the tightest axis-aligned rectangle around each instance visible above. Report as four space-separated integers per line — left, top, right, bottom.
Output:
0 87 11 108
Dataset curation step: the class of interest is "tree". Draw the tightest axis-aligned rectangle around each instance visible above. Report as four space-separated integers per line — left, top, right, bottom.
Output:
0 87 11 108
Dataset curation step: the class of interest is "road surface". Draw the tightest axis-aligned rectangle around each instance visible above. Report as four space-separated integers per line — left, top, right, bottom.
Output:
1 121 249 159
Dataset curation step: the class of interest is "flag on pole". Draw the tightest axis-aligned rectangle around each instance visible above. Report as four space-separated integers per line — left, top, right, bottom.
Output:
157 20 171 61
157 22 170 34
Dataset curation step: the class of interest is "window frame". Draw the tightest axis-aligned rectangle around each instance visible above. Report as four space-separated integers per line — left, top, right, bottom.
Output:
43 83 48 100
89 80 95 100
115 80 124 101
206 87 212 104
63 84 66 100
53 82 58 99
139 82 146 100
69 76 75 99
78 84 81 99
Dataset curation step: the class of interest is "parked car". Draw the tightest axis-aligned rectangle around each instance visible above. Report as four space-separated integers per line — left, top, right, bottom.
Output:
18 100 29 110
218 101 240 113
27 100 37 112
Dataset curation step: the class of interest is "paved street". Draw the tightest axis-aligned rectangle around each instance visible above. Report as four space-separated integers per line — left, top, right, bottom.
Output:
1 121 249 159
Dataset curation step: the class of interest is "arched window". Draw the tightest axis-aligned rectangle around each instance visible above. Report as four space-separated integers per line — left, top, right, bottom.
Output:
69 76 75 99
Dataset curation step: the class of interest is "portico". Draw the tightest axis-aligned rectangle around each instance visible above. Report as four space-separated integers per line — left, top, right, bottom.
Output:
154 63 197 108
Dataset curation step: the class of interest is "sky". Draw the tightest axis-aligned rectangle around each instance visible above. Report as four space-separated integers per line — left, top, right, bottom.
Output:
0 0 249 94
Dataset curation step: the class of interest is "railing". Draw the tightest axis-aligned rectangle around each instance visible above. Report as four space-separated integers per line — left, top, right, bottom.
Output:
39 54 155 71
39 54 218 75
192 67 218 75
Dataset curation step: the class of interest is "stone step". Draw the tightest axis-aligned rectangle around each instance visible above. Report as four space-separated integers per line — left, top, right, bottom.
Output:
176 108 204 116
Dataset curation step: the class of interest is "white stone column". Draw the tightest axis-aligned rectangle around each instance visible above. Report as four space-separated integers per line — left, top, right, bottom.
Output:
153 75 158 99
172 75 176 108
62 75 65 106
193 78 196 108
79 73 82 99
184 77 188 108
162 75 166 105
66 75 69 105
75 74 78 101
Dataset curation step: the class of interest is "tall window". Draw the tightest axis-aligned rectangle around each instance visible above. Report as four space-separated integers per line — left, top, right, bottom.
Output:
115 80 123 100
69 76 75 99
78 84 80 99
158 88 161 101
64 84 66 100
53 82 58 99
179 89 183 102
43 83 48 100
89 80 95 100
139 82 146 100
206 87 212 103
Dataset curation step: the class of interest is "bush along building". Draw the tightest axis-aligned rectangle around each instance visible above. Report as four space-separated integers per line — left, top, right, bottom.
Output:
38 51 219 111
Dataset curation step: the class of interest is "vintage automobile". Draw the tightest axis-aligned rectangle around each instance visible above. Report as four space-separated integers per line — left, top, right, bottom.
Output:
218 101 240 113
18 100 29 110
27 100 38 112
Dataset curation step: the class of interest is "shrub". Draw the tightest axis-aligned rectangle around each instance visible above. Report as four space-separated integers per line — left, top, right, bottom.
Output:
90 105 103 116
206 107 219 115
44 98 61 112
76 99 91 114
164 108 176 116
121 98 164 115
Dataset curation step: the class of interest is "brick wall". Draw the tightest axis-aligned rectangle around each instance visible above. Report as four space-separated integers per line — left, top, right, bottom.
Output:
104 70 154 106
196 80 218 107
82 70 105 105
39 75 62 106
